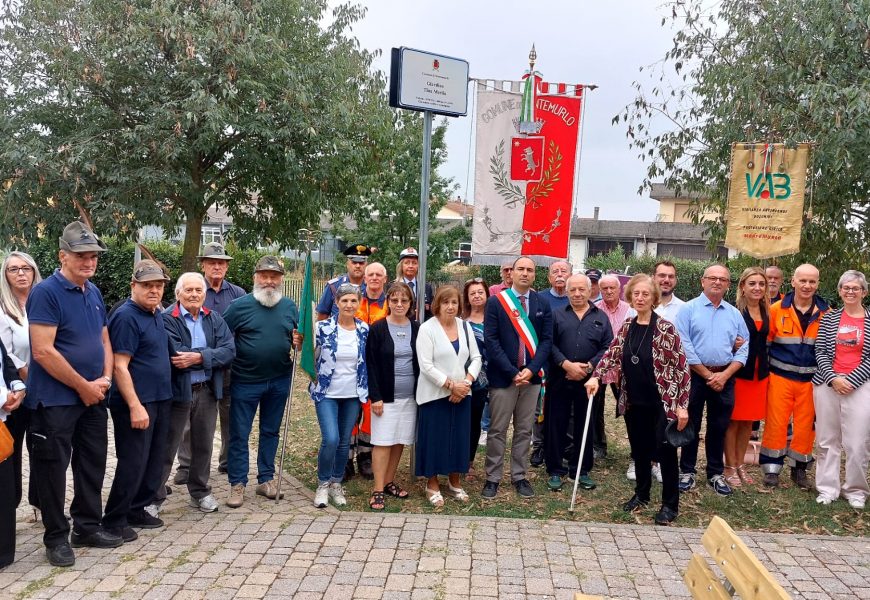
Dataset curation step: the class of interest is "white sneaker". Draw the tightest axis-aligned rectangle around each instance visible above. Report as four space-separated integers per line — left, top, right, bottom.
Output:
626 460 636 481
328 482 347 507
189 494 219 513
478 431 488 446
314 482 329 508
847 497 865 509
815 494 834 505
652 463 663 483
144 503 160 517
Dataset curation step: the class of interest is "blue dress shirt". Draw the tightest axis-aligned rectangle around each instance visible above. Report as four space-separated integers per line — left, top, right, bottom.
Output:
180 304 209 384
675 293 750 367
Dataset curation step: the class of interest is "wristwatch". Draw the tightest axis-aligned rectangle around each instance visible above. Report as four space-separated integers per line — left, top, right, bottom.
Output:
102 376 113 386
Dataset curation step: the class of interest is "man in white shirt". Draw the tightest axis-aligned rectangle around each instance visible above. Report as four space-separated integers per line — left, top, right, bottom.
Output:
654 260 685 322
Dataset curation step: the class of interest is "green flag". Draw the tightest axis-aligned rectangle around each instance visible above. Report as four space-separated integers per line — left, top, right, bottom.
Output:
299 253 317 381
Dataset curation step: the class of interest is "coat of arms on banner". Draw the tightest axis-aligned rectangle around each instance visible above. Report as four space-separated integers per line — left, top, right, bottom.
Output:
472 47 584 264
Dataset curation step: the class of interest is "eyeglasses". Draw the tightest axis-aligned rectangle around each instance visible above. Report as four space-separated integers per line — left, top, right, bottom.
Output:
6 266 33 275
841 286 864 293
703 276 730 283
465 277 485 284
388 297 409 304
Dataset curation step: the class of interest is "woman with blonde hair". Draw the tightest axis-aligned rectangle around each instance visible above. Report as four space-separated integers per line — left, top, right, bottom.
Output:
724 267 770 487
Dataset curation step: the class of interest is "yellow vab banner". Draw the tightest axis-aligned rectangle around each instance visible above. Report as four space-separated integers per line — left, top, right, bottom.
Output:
725 142 810 258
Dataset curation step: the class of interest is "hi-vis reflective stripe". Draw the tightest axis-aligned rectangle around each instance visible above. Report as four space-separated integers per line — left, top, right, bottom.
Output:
772 336 816 345
769 357 816 374
498 289 538 355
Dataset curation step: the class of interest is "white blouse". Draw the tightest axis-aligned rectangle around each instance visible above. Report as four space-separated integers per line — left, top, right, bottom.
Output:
0 311 28 371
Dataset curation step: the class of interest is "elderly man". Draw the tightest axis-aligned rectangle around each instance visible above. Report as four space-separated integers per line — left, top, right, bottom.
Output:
348 262 389 480
766 265 785 303
26 221 118 566
761 264 828 489
585 268 602 303
675 265 750 496
153 273 235 514
175 243 245 484
488 260 514 296
483 256 553 499
654 260 685 322
594 275 636 465
396 247 434 321
545 274 612 491
223 256 298 507
103 260 173 543
530 260 572 467
317 243 370 320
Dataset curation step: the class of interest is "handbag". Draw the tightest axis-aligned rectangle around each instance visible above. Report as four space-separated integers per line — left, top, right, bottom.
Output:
462 321 488 391
0 420 13 463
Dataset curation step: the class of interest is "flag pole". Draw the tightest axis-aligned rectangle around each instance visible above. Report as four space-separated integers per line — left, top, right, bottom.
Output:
275 228 320 503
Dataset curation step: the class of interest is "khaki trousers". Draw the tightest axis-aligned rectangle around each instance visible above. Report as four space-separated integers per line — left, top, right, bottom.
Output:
813 383 870 503
485 384 540 483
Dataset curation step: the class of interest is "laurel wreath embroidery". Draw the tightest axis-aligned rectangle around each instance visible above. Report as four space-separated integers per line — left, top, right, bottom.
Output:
480 206 562 244
489 139 562 209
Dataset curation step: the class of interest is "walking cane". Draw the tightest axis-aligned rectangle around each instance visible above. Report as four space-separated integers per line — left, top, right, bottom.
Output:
568 393 595 513
275 345 299 503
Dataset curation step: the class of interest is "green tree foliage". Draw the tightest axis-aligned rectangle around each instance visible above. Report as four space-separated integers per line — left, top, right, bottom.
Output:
615 0 870 272
0 0 392 270
331 110 461 277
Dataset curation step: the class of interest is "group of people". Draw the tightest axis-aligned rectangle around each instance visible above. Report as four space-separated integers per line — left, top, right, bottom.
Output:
2 221 868 571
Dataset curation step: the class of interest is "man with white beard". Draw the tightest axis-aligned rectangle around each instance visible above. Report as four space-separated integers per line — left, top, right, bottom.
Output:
221 256 299 508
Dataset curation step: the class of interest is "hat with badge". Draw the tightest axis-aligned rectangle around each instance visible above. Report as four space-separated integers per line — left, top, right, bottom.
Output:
399 247 419 260
197 242 233 261
254 255 285 274
131 259 170 283
585 268 602 282
342 243 372 264
59 221 108 253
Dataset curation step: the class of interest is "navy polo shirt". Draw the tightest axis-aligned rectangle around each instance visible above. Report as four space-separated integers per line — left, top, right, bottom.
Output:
25 270 108 408
108 299 173 407
204 278 246 315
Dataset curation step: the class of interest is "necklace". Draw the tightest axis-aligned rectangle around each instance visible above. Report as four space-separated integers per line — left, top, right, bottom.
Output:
628 320 651 365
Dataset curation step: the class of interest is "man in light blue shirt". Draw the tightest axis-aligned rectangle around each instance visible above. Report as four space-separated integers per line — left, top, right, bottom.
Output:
674 264 749 497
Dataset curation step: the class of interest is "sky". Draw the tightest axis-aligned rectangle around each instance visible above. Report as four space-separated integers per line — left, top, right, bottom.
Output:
340 0 678 221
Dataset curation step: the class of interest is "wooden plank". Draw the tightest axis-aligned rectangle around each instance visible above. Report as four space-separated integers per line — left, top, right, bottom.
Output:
701 516 791 600
683 553 731 600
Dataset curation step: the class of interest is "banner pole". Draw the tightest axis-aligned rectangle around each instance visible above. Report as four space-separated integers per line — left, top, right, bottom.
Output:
572 87 590 221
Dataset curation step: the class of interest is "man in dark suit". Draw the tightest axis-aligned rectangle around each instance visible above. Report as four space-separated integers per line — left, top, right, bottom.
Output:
482 256 553 499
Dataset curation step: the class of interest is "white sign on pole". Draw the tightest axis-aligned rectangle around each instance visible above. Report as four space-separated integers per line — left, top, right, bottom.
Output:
390 47 469 117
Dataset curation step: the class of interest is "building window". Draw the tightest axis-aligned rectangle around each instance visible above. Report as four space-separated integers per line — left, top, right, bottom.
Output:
657 243 728 261
588 239 634 258
201 226 223 245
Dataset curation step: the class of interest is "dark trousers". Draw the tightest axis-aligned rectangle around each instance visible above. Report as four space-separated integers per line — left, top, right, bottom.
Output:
592 383 618 454
103 400 171 528
545 385 594 477
679 373 735 479
468 387 488 464
0 451 15 567
5 409 37 508
28 403 108 547
155 385 219 504
178 382 231 475
626 403 679 511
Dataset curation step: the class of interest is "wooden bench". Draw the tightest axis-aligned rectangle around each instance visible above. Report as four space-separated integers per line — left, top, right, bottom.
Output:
684 515 791 599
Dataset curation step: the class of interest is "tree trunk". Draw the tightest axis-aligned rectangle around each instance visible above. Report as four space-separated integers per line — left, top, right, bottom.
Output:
181 208 205 272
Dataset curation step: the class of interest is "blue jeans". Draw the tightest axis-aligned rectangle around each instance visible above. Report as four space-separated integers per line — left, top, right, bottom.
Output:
315 397 361 484
481 401 491 432
228 375 290 486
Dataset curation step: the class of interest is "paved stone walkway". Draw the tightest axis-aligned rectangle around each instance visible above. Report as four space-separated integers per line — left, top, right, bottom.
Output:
4 436 870 599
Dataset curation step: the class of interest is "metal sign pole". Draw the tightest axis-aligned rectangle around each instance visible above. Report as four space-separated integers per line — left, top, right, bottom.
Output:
416 110 433 322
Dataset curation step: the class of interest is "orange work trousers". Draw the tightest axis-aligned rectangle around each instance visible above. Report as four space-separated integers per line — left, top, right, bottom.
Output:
761 373 815 459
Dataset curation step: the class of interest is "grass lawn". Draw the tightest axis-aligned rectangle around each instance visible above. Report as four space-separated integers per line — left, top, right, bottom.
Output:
281 379 867 537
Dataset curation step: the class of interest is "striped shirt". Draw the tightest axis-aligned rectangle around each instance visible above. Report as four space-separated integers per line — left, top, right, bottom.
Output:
812 307 870 388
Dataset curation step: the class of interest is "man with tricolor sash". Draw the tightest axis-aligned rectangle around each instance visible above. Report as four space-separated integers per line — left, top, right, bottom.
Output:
482 257 553 499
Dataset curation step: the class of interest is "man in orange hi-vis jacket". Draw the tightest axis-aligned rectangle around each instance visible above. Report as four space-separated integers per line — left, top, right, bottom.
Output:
761 264 828 490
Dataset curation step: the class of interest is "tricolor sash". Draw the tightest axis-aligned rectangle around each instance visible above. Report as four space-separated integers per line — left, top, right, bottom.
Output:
497 289 547 416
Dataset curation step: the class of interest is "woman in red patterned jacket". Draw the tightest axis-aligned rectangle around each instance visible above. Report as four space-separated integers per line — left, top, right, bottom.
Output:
586 274 690 525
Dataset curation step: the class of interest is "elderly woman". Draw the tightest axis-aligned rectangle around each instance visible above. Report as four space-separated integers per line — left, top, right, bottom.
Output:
586 274 689 525
366 282 419 511
416 286 481 507
724 267 769 487
0 251 42 526
812 270 870 509
462 277 489 473
310 283 369 509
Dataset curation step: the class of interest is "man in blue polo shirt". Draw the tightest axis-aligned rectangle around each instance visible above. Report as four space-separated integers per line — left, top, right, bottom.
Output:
26 221 119 567
102 260 173 541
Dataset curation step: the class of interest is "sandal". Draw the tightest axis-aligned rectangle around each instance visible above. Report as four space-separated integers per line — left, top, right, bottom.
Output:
384 481 409 499
737 464 754 485
369 491 385 511
447 483 470 503
425 487 444 508
724 465 742 488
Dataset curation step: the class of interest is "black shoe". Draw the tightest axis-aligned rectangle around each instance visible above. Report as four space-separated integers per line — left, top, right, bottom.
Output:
173 470 189 485
622 494 649 512
344 458 355 481
763 472 780 487
70 528 123 549
514 479 535 498
593 447 607 460
791 466 811 491
217 464 228 474
106 526 138 543
46 542 75 567
165 485 172 496
654 506 678 525
530 446 545 467
357 453 374 480
127 511 164 529
481 481 499 499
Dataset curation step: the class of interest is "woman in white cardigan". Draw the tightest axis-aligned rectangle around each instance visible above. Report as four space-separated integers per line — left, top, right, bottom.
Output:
415 286 481 507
